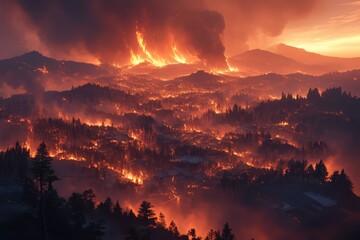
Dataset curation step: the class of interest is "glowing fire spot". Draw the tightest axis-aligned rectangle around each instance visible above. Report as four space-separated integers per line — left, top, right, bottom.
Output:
227 63 239 72
246 161 255 167
277 121 289 126
37 65 49 74
109 166 144 185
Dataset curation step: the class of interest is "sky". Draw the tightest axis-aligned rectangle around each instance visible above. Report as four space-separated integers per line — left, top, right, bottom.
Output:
275 0 360 57
0 0 359 65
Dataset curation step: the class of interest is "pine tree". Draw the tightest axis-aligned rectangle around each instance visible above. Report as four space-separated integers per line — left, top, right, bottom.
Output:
314 160 328 184
330 169 353 193
31 142 59 193
168 221 180 238
221 222 236 240
138 200 157 227
67 192 86 229
188 228 201 240
158 212 166 228
205 229 217 240
113 200 123 218
97 197 113 216
31 142 59 240
82 189 96 212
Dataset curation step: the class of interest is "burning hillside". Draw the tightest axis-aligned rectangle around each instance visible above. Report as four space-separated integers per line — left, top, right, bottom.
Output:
1 1 360 240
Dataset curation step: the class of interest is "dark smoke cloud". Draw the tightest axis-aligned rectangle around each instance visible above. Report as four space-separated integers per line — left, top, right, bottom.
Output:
2 0 322 69
15 0 227 68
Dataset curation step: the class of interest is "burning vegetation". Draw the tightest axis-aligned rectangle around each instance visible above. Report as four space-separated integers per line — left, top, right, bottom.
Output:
1 11 360 238
1 63 360 239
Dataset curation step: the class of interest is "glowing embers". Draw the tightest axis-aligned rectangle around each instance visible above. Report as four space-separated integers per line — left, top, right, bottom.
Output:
106 165 144 185
276 121 289 126
82 118 113 127
49 149 86 161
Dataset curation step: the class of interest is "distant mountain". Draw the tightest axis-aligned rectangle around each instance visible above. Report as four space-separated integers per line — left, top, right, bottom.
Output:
1 51 107 76
228 49 326 76
0 51 108 95
274 44 360 72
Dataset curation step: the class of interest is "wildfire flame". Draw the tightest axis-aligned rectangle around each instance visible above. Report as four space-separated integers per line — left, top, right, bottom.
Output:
129 30 191 67
108 166 144 185
36 65 49 74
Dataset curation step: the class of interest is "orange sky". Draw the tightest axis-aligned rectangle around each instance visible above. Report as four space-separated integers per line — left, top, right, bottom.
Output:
274 0 360 57
0 0 359 61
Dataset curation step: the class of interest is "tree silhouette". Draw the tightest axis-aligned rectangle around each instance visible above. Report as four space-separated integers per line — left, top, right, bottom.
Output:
31 142 59 240
67 192 86 229
31 142 59 193
158 212 166 228
330 169 353 193
168 221 180 238
113 200 123 218
82 189 96 212
221 222 236 240
83 221 105 240
205 229 221 240
314 160 328 184
138 200 157 227
306 164 315 183
97 197 114 216
187 228 201 240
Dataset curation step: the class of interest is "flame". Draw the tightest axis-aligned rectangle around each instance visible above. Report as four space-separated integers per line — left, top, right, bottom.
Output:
132 31 169 66
108 166 144 185
129 30 192 67
36 65 49 74
49 149 86 161
130 49 145 65
246 161 256 167
277 121 289 126
123 170 144 185
171 44 187 64
82 118 112 127
227 60 239 72
211 59 240 74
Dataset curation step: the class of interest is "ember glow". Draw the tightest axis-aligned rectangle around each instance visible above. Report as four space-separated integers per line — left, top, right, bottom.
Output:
1 1 360 240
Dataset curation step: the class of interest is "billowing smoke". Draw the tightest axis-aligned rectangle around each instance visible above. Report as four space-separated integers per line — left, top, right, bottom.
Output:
0 0 324 71
13 0 227 68
2 0 322 69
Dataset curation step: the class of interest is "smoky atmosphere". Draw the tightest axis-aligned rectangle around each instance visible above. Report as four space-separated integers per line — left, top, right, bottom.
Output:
1 0 360 240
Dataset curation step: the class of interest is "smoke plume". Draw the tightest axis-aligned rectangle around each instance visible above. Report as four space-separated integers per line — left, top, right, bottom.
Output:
1 0 322 68
14 0 227 68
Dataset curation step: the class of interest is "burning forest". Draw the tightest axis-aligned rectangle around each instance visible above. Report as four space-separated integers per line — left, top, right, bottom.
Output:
1 0 360 240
